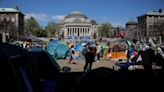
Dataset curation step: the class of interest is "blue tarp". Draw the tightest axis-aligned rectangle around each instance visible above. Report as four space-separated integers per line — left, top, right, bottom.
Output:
67 36 78 39
75 44 83 51
80 36 91 39
80 41 94 45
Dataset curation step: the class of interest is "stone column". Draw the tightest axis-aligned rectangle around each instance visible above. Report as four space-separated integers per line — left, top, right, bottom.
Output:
89 27 91 36
81 28 84 36
68 28 70 36
2 32 6 43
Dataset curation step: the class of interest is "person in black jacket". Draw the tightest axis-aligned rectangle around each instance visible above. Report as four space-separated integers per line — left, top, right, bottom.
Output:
83 43 97 72
141 43 154 72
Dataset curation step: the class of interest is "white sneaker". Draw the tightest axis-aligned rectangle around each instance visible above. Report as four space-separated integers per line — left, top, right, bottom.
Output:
129 66 134 70
97 60 100 62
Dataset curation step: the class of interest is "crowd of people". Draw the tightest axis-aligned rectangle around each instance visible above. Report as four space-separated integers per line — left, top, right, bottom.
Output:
67 39 164 72
67 41 104 71
12 39 164 72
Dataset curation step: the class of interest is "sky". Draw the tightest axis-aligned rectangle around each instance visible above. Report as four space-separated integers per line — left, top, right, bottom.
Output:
0 0 164 27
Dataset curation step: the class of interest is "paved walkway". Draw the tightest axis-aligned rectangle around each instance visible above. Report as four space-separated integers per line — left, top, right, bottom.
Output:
57 59 162 72
57 59 115 72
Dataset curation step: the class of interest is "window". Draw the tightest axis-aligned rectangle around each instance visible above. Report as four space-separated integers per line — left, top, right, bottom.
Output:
6 18 9 21
12 18 15 22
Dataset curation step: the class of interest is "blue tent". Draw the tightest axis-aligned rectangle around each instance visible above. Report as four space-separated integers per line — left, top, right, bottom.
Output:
80 36 91 39
67 36 78 39
47 41 59 56
55 44 69 59
49 40 59 43
59 41 67 45
75 44 83 51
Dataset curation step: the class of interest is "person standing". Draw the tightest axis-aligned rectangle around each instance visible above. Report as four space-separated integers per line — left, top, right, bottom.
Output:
141 43 154 72
83 43 97 72
96 42 102 62
68 45 76 64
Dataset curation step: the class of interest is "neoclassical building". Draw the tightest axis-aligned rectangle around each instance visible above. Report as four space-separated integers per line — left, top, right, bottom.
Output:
59 11 99 38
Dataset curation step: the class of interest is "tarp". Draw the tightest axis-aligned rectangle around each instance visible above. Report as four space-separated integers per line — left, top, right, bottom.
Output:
110 45 127 61
75 44 83 51
80 36 91 39
68 36 78 39
111 52 127 60
80 41 94 45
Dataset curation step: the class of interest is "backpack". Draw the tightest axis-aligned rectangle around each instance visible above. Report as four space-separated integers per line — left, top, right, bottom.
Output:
72 49 75 54
82 47 89 55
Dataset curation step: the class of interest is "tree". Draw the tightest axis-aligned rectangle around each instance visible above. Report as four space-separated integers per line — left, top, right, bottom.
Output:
99 22 113 38
24 17 47 37
24 17 40 36
33 28 47 37
45 21 60 38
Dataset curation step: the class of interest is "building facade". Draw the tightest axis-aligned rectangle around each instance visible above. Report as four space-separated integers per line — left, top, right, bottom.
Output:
0 7 24 43
137 9 164 42
125 20 138 40
126 20 137 31
59 11 99 38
